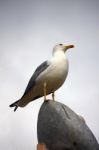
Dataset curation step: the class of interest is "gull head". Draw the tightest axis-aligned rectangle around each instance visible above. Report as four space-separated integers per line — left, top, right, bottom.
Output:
53 43 74 55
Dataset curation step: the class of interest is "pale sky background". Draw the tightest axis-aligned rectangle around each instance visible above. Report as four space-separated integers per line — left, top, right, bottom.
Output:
0 0 99 149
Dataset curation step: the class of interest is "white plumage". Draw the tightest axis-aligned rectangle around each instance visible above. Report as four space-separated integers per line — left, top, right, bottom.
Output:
10 43 74 111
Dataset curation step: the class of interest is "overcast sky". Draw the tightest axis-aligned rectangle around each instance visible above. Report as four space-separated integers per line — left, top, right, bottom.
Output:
0 0 99 149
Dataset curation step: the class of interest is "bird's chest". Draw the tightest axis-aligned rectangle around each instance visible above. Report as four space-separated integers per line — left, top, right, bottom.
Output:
50 59 68 80
44 58 69 89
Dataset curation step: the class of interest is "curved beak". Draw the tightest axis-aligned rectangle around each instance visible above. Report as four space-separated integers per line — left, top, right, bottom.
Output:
64 44 75 51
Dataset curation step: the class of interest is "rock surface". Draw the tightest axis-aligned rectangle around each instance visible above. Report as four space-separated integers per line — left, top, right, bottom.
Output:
37 100 99 150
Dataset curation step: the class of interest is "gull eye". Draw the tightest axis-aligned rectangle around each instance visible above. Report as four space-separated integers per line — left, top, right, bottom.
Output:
59 43 63 46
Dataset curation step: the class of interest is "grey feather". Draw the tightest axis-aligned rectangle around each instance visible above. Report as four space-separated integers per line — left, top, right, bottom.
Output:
22 60 49 98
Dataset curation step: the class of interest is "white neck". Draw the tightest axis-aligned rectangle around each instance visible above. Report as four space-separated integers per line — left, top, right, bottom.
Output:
52 50 66 59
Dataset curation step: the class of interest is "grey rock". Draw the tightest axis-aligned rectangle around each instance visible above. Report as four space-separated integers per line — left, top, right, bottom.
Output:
37 100 99 150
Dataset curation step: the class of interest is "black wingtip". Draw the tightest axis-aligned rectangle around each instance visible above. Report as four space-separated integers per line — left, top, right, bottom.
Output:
9 104 14 107
14 105 18 111
9 104 18 112
9 100 19 112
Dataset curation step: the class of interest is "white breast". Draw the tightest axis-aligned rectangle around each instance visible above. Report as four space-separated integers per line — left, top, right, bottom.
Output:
48 57 69 89
36 52 69 93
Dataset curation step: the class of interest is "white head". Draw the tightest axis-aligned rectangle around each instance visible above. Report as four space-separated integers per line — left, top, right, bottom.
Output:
53 43 74 55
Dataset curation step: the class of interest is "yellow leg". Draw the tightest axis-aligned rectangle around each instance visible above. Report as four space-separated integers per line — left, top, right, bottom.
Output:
52 92 55 101
43 82 47 101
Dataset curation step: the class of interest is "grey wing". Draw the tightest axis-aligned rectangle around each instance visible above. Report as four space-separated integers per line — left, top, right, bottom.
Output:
22 60 50 98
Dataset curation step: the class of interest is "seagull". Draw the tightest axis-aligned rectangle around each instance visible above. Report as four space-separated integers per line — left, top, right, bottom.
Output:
10 43 74 111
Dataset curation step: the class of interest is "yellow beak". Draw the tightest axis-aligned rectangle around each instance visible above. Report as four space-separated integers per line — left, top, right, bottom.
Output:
65 44 75 50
